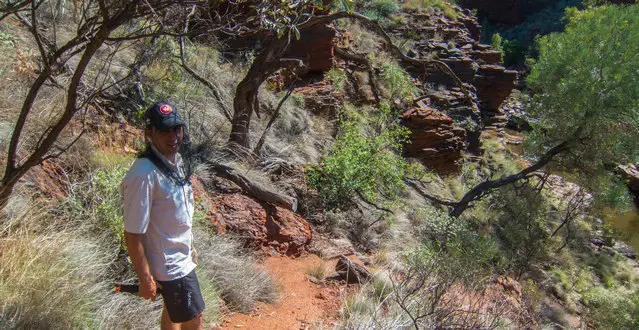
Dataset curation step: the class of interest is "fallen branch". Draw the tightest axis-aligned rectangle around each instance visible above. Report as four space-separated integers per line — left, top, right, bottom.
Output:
335 255 372 284
355 190 394 214
208 162 297 212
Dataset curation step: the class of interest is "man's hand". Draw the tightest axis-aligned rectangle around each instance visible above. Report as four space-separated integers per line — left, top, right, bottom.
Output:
139 276 158 301
124 232 158 301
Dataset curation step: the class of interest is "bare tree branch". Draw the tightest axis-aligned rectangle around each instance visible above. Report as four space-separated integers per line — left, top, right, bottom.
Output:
178 5 232 122
355 189 394 214
253 75 298 156
1 0 206 209
406 178 458 207
449 132 580 218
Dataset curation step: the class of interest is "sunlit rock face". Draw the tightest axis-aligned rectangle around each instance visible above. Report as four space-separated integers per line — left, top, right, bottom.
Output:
207 193 312 256
286 24 337 72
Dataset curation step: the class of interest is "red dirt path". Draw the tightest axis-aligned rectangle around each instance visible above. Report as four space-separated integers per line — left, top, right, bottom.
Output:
214 254 346 330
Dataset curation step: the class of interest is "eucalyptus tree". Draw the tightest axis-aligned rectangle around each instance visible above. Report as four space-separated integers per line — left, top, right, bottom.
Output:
450 4 639 217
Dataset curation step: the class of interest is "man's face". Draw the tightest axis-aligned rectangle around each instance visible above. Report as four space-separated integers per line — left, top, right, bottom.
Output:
148 125 184 160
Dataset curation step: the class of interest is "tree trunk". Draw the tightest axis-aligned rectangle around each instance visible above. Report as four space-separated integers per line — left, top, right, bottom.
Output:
450 139 572 218
0 10 113 213
0 174 22 211
229 36 291 149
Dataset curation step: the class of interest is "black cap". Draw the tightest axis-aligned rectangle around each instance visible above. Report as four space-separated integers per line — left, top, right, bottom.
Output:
146 101 185 130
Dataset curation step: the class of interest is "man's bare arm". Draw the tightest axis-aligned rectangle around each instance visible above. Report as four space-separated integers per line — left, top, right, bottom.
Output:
124 231 157 301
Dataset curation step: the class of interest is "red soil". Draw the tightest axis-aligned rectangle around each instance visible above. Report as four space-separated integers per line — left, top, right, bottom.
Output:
214 254 346 330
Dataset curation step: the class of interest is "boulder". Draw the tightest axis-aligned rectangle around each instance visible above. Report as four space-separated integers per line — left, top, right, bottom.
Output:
468 49 502 65
386 8 518 138
501 93 532 131
439 57 478 84
459 13 481 40
295 80 343 116
614 241 638 260
23 158 68 202
208 194 312 256
495 276 522 301
307 234 355 259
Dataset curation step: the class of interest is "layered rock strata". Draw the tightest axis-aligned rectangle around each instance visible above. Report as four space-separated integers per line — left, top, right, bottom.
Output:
401 107 467 173
392 10 518 129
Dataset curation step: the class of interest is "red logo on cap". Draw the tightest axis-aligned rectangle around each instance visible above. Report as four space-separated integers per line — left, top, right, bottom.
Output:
159 104 173 114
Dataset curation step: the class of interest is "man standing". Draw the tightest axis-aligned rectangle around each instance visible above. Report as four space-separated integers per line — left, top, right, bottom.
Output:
121 101 205 329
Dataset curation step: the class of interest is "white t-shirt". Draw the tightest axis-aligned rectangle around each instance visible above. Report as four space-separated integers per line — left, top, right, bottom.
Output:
121 147 196 281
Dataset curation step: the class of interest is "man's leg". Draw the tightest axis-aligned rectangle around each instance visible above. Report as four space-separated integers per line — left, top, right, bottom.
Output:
181 312 203 330
161 305 180 330
158 270 205 329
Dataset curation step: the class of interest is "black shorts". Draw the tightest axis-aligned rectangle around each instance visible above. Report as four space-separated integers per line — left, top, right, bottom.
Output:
158 269 205 323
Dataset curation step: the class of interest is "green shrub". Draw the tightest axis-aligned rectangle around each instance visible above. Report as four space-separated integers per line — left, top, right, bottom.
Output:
390 243 504 328
502 39 527 67
522 279 543 315
306 104 409 209
344 217 507 329
403 0 458 19
492 184 551 278
490 33 503 53
412 206 508 275
583 286 639 330
447 157 484 199
405 161 440 182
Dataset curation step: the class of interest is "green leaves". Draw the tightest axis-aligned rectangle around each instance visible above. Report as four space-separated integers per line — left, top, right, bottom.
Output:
525 4 639 203
307 104 409 209
325 68 348 91
254 1 314 41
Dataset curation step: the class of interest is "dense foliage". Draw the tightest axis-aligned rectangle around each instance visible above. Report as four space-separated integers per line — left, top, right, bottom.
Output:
525 4 639 209
307 103 409 209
